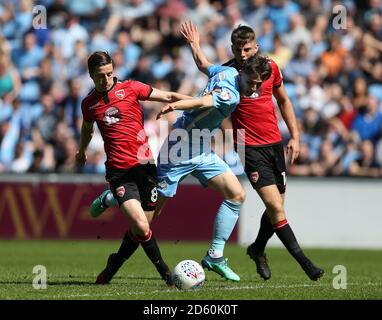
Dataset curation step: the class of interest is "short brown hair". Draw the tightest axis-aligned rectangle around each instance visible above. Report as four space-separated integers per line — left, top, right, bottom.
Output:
241 55 272 82
87 51 113 74
231 25 256 47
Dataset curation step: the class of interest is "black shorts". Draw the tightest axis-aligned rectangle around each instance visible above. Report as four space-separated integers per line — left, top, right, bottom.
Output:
241 142 287 194
105 163 158 211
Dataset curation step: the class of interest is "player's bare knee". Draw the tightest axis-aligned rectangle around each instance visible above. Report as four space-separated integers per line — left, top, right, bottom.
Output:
264 201 284 216
134 220 150 237
226 186 246 203
232 189 246 203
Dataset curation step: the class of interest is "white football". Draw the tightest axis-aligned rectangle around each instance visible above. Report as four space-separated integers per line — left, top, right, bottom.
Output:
171 260 205 290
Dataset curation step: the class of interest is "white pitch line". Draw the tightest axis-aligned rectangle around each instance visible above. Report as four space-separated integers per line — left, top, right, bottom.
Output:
49 282 381 299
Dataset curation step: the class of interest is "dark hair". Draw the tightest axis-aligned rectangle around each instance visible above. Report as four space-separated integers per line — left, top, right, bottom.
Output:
231 25 256 47
87 51 113 74
241 55 272 82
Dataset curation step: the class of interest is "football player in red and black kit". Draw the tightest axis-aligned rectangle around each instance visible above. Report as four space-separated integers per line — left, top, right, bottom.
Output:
75 51 191 286
225 26 324 281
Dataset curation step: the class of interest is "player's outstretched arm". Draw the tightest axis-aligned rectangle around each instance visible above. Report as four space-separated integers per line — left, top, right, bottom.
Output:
148 88 193 103
180 21 212 75
156 94 214 119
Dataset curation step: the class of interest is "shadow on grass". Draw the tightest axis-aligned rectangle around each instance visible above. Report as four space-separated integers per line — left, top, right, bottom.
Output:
0 280 95 286
0 275 165 286
1 274 246 287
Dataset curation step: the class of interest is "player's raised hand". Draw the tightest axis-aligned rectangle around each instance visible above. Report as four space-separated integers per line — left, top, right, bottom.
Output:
287 138 300 164
180 21 199 45
157 104 175 120
180 20 211 73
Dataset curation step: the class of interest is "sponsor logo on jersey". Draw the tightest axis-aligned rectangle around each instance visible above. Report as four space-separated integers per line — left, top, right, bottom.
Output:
103 107 120 126
250 171 259 183
116 186 125 198
115 89 125 99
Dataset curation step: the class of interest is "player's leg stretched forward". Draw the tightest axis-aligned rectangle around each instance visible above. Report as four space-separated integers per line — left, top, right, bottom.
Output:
249 184 324 281
90 188 117 218
201 170 246 282
91 189 167 217
96 198 173 287
90 177 244 282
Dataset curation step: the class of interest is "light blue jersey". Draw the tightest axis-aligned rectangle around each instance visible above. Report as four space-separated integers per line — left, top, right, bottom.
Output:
174 65 240 132
157 64 241 197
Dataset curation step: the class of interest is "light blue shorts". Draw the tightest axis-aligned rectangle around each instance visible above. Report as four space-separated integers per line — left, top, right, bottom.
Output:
156 152 230 197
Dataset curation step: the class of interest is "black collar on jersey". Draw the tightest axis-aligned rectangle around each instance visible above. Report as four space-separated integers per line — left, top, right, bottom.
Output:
223 53 260 71
95 77 118 104
223 58 237 68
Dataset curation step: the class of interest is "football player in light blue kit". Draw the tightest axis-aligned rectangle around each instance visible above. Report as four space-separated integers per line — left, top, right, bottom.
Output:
90 21 271 282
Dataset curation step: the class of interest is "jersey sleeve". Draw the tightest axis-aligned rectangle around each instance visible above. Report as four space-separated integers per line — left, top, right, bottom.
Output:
212 67 240 115
211 87 240 115
272 60 283 87
129 80 153 101
207 66 240 114
207 64 225 78
81 99 93 123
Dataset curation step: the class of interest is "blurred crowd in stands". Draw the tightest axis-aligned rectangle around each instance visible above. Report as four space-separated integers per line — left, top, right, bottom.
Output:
0 0 381 177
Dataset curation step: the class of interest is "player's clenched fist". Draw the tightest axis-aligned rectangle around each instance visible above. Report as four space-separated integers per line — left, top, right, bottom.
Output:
75 151 87 166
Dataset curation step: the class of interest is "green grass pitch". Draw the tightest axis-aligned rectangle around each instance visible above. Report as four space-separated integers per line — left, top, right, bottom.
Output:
0 240 380 300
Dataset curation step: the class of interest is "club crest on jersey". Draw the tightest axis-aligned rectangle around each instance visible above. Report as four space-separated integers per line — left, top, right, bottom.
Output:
116 186 125 198
115 89 125 99
219 90 232 101
218 71 226 81
250 171 259 183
